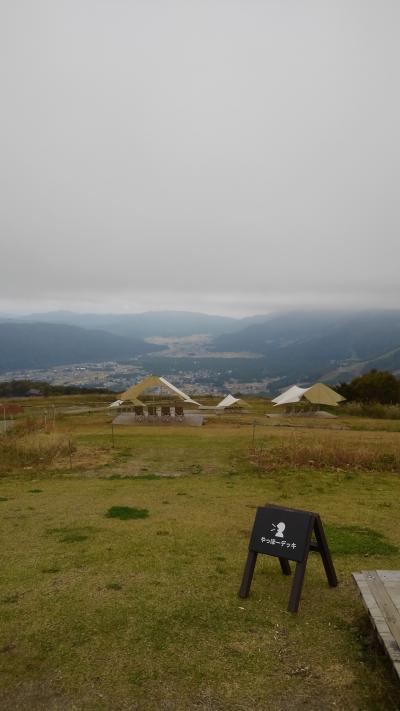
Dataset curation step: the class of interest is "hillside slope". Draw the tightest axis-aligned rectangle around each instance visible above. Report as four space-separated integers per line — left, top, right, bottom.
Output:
0 322 162 372
212 311 400 382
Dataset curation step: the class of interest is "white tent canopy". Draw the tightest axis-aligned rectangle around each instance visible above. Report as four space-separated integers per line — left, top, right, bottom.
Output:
216 394 248 409
272 386 308 406
158 377 200 406
108 399 124 409
272 382 345 407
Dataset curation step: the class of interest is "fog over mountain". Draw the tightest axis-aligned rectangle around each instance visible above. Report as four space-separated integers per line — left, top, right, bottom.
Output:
2 310 400 384
12 310 270 338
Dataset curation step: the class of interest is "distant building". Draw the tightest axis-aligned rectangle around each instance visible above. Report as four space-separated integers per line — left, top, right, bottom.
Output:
26 388 42 397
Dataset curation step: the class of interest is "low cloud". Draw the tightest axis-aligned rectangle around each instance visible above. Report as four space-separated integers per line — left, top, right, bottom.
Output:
1 1 399 316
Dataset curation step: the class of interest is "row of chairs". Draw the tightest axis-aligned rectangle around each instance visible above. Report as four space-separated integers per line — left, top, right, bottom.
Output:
133 406 184 422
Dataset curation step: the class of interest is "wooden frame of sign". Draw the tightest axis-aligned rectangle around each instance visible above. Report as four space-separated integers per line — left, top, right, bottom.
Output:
239 504 338 613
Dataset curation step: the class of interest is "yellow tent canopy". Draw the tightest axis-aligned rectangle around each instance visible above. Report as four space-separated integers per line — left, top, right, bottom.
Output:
120 375 200 406
303 382 345 407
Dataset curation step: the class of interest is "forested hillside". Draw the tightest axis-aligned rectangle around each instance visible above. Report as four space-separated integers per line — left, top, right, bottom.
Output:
0 322 162 372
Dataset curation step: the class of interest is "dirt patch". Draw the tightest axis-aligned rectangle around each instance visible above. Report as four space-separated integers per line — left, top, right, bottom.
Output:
0 680 75 711
52 445 112 471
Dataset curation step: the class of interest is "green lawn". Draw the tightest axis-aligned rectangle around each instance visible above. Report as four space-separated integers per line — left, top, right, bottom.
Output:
1 415 400 710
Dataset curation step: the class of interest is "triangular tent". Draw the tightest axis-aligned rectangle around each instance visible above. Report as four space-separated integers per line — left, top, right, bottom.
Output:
216 394 248 409
119 375 200 406
272 385 307 406
303 382 345 406
272 382 345 407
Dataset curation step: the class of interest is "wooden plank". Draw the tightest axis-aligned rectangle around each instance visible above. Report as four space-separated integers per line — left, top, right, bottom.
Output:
368 572 400 648
353 570 400 680
377 571 400 582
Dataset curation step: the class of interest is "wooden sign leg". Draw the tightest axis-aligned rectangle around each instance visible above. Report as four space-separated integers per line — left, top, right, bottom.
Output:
238 550 258 598
288 558 308 613
314 516 338 587
279 558 291 575
287 514 314 613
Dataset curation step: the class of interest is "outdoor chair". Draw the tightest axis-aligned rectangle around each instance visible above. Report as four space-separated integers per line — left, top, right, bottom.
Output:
175 406 184 422
161 406 171 422
134 405 145 422
147 405 158 422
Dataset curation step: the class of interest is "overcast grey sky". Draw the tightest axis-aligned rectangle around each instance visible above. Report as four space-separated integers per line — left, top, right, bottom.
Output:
1 1 399 316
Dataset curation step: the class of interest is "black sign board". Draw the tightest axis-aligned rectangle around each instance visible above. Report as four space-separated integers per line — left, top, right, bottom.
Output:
249 506 314 563
239 504 338 613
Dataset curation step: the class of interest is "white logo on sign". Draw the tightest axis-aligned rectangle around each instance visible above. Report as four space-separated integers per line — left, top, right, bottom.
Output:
271 521 286 538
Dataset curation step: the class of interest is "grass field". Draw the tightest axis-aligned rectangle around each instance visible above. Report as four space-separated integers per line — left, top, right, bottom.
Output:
1 402 400 710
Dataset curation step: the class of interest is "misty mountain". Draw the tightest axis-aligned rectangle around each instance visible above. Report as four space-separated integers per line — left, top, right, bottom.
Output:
212 311 352 352
14 310 270 339
0 322 162 372
3 311 400 386
211 311 400 382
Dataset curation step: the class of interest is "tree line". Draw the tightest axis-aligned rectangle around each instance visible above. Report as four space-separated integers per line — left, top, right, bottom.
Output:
336 370 400 404
0 380 112 398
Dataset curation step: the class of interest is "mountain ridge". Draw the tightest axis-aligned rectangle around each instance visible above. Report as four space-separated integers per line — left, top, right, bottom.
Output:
2 310 400 384
6 310 271 338
0 322 162 372
211 310 400 382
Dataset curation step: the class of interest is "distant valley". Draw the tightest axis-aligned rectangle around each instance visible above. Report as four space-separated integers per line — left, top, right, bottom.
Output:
1 309 400 394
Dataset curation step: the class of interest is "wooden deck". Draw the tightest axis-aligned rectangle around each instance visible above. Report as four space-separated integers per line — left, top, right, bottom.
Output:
353 570 400 679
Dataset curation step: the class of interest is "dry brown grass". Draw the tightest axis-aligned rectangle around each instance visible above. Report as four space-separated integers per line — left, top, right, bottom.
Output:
0 431 72 471
250 428 400 472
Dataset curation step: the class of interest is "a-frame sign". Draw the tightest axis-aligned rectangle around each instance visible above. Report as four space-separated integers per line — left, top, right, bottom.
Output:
239 504 338 613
